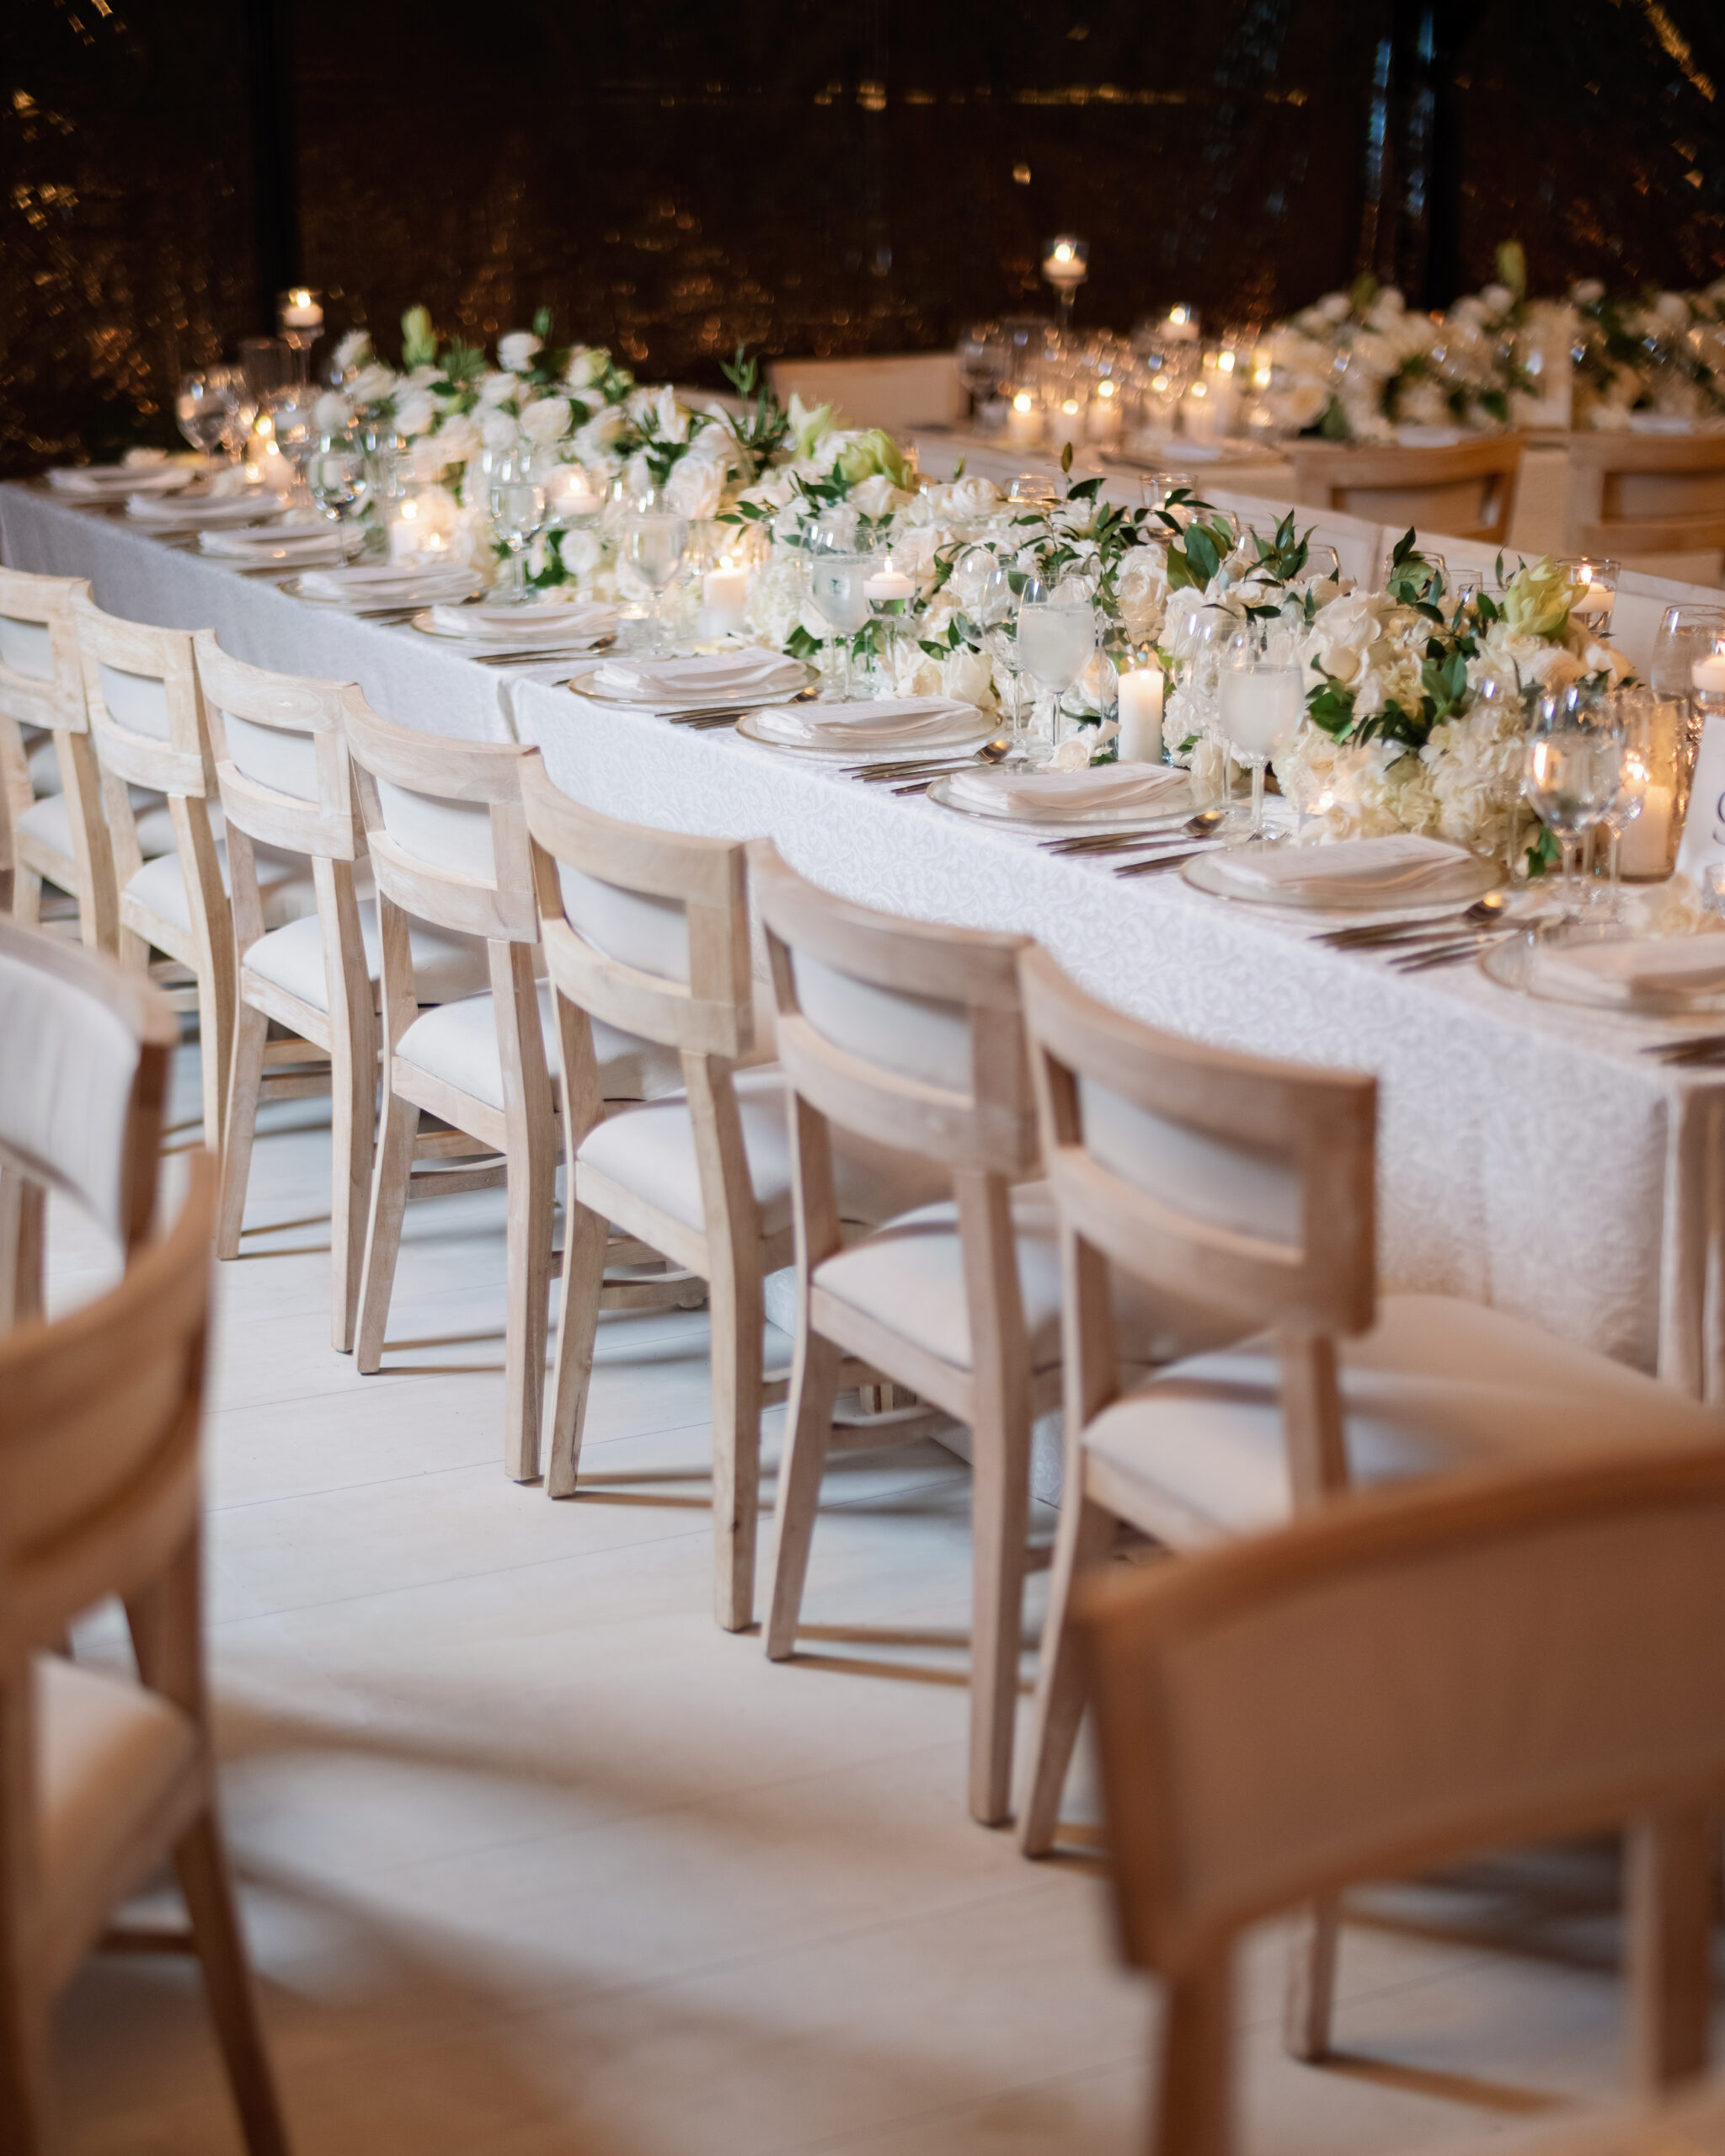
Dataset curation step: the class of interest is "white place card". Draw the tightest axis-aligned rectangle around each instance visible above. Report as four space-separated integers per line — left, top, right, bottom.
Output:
1677 715 1725 883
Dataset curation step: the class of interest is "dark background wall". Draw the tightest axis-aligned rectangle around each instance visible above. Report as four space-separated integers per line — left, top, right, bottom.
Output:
4 0 1723 474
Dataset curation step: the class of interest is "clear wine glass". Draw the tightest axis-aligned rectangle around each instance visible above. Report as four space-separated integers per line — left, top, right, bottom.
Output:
264 388 317 507
306 434 368 526
622 491 689 650
1597 687 1651 920
1653 604 1725 707
489 442 549 605
809 531 876 702
1216 624 1306 841
209 365 257 465
175 371 230 457
1524 686 1626 923
1016 576 1096 759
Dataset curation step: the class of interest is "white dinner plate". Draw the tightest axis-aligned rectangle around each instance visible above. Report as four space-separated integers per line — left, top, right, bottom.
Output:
409 611 613 651
1183 841 1503 914
1481 926 1725 1017
280 576 483 612
563 661 815 712
734 707 996 756
923 770 1196 829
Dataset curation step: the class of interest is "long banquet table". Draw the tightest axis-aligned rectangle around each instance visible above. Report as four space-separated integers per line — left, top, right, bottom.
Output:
5 477 1725 1398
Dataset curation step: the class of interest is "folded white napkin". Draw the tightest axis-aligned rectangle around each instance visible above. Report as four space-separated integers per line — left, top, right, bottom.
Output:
1212 834 1474 901
50 463 190 498
751 696 980 749
1626 414 1696 435
1544 936 1725 1003
199 526 345 563
946 761 1188 819
126 491 275 528
589 650 809 706
429 599 617 643
296 563 481 606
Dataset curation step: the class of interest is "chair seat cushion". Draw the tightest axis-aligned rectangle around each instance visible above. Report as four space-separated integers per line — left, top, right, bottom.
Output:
36 1655 199 1919
124 835 312 939
1083 1293 1725 1545
243 906 490 1015
396 980 682 1113
18 788 176 863
574 1065 948 1238
811 1181 1231 1376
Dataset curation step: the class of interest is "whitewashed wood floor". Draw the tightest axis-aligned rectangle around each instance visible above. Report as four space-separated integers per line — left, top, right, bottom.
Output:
48 1049 1722 2155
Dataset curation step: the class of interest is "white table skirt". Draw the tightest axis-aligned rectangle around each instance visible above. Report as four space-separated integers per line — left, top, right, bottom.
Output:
6 477 1723 1394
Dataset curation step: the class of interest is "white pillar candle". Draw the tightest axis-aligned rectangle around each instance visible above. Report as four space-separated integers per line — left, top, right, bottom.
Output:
1047 398 1086 456
863 568 916 603
1117 662 1165 763
699 563 750 635
552 470 603 520
1007 392 1041 446
1618 782 1674 878
1087 383 1123 442
280 288 323 329
388 507 425 561
1571 584 1613 622
1693 655 1725 696
1183 384 1220 444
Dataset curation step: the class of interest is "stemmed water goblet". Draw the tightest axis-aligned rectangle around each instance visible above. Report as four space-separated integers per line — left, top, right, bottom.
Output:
622 490 690 650
489 441 549 605
210 366 258 466
1015 575 1096 760
1523 684 1626 925
1595 687 1651 920
809 528 876 701
1216 623 1306 841
176 371 233 459
952 546 1031 755
306 433 369 529
264 387 318 509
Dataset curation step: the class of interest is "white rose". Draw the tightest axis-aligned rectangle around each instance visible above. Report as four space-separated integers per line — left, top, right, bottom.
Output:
481 409 518 452
1114 551 1168 646
350 364 396 409
556 526 602 578
891 523 943 579
942 646 994 708
1480 283 1514 315
331 328 373 376
394 389 435 440
1303 592 1384 686
1315 292 1352 324
1654 293 1690 329
521 396 572 446
665 452 726 520
625 384 660 424
431 413 480 465
312 391 352 435
477 371 519 409
654 384 689 444
498 330 542 373
848 473 907 520
1571 280 1605 307
942 475 1000 522
574 407 628 462
564 346 606 389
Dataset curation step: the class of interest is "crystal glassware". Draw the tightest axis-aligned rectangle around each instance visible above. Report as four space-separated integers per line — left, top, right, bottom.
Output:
1595 688 1650 917
1524 686 1626 923
1216 625 1306 840
622 491 689 650
1652 603 1725 707
1016 577 1096 759
264 387 318 507
1557 556 1621 639
175 371 231 458
209 366 257 464
306 433 368 526
809 532 877 702
489 442 549 605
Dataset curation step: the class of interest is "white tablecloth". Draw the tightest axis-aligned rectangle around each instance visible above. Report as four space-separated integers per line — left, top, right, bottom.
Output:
6 476 1723 1394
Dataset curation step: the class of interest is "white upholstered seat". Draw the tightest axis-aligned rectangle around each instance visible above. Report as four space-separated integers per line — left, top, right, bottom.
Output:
35 1655 198 1897
397 979 682 1111
1082 1293 1725 1545
124 835 313 938
243 906 490 1014
575 1064 949 1237
19 788 176 862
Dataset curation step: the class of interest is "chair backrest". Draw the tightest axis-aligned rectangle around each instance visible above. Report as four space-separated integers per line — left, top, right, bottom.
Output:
1018 946 1375 1490
0 568 90 738
520 752 752 1062
766 351 963 433
0 919 176 1251
1562 433 1725 558
1199 491 1383 589
0 1151 214 1662
1289 434 1524 547
339 692 537 946
195 631 363 865
1079 1444 1725 1983
747 840 1035 1178
69 592 211 805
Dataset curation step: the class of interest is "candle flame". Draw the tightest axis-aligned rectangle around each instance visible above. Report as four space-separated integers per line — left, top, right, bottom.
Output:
1217 350 1236 374
1169 307 1189 326
1012 391 1033 413
1097 378 1115 398
290 288 312 308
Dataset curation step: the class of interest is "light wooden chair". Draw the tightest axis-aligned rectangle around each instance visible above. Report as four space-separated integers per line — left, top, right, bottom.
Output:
1288 432 1524 547
195 635 490 1353
1012 945 1725 2044
340 701 683 1482
69 594 312 1149
749 845 1199 1824
1077 1445 1725 2156
1562 432 1725 565
0 1151 291 2153
0 568 116 947
520 760 944 1629
0 918 177 1326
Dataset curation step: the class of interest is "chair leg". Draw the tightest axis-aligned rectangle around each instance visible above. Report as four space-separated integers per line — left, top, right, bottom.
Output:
501 1113 556 1483
546 1197 610 1499
1628 1803 1717 2095
969 1400 1032 1828
355 1086 418 1374
0 1174 45 1331
1017 1483 1117 1856
708 1254 765 1634
0 1952 55 2155
764 1327 841 1660
195 959 234 1155
1153 1956 1234 2156
12 866 41 928
216 1001 270 1262
328 1014 374 1358
174 1811 292 2156
1283 1898 1342 2062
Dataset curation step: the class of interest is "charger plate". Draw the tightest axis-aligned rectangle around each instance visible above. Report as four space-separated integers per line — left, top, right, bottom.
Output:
1481 924 1725 1017
1183 840 1503 915
924 769 1196 829
735 707 996 756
